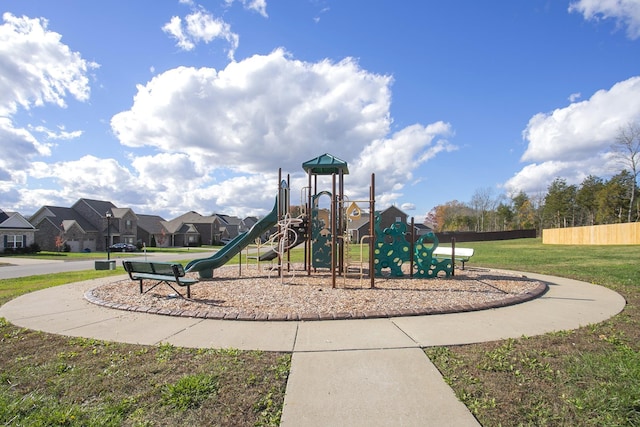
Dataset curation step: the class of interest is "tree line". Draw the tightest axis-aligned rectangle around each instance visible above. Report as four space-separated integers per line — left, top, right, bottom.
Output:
426 121 640 233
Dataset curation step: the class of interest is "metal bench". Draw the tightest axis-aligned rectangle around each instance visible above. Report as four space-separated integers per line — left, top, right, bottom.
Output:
432 246 475 270
122 260 198 298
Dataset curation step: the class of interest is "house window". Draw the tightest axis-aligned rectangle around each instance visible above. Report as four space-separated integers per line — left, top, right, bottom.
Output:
188 235 197 243
5 235 24 249
125 219 132 230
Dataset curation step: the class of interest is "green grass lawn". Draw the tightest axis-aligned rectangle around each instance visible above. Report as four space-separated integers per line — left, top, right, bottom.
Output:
426 238 640 426
0 254 287 426
1 238 639 425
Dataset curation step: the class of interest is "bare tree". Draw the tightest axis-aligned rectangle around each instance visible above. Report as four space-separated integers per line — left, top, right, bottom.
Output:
611 121 640 222
470 187 496 232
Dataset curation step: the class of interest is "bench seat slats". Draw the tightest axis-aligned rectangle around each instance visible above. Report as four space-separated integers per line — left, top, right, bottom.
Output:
129 272 198 285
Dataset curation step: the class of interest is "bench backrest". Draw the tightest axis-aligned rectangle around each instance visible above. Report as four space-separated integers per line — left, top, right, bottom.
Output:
123 261 186 277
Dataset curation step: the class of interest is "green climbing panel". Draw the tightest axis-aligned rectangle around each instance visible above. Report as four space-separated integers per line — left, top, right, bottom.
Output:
373 212 410 277
413 232 453 278
373 212 452 278
311 192 332 269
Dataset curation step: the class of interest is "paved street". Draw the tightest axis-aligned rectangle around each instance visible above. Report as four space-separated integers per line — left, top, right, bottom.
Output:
0 250 217 279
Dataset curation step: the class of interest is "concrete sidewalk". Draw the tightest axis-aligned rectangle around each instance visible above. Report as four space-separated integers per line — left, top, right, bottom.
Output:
0 272 626 426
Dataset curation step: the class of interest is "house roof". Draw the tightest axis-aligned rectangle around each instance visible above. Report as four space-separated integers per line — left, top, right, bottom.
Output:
30 206 97 232
347 212 370 230
137 214 167 234
73 198 116 217
161 211 217 234
414 223 432 230
302 153 349 175
61 219 88 234
346 205 412 231
382 205 408 219
111 207 137 219
177 223 199 234
216 214 241 225
0 211 36 230
242 216 258 228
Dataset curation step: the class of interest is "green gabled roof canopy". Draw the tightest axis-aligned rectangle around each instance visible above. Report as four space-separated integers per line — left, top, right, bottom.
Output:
302 153 349 175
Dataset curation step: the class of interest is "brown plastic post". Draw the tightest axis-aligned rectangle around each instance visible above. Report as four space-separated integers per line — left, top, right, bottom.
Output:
331 173 337 288
410 217 415 278
338 169 344 275
287 173 291 272
278 168 282 277
451 236 456 277
307 171 312 275
369 173 375 288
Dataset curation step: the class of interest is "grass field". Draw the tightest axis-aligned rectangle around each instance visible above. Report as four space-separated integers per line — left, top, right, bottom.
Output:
426 238 640 426
1 239 639 425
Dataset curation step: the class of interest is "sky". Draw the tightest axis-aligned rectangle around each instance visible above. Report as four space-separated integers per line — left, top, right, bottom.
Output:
2 0 640 222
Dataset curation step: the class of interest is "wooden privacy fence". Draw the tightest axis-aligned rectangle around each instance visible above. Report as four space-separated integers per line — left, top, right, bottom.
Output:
543 223 640 245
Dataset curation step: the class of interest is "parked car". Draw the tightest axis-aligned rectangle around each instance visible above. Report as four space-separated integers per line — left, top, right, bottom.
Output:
220 238 233 245
109 243 137 252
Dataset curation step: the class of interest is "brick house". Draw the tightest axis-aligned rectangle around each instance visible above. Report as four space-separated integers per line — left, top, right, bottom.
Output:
160 211 256 247
137 214 168 248
0 209 37 252
30 199 166 252
27 197 265 252
161 211 219 247
29 205 100 252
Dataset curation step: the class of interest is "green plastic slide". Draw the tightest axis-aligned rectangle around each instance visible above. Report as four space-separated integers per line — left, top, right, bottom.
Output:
185 198 278 278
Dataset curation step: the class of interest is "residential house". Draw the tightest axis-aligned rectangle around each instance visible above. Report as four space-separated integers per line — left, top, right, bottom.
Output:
109 206 139 247
347 211 372 243
413 223 433 239
0 209 37 252
137 214 168 248
378 205 408 230
30 198 145 252
29 205 101 252
161 211 219 247
27 196 278 252
215 214 242 242
240 216 258 233
345 205 431 243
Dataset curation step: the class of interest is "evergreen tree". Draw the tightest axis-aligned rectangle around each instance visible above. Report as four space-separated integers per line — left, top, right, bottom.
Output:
543 178 577 228
576 175 604 225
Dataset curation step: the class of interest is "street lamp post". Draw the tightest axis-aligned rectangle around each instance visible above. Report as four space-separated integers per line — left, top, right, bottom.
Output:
106 211 112 261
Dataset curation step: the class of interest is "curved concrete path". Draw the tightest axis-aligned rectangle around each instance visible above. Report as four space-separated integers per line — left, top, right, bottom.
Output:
0 271 626 426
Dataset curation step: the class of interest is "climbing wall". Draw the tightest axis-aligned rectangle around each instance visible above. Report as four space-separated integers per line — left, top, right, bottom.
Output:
311 192 332 269
413 232 453 278
373 212 453 278
373 212 410 277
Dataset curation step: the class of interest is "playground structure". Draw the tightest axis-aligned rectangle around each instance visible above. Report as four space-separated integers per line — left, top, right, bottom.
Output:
185 153 455 286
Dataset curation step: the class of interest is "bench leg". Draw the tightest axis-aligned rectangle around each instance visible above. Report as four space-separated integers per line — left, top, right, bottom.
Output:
139 280 185 298
162 281 185 298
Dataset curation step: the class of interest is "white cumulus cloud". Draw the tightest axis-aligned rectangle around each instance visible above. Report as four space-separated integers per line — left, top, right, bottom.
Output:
225 0 268 18
0 13 95 191
505 76 640 194
569 0 640 39
163 9 239 59
110 49 453 217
